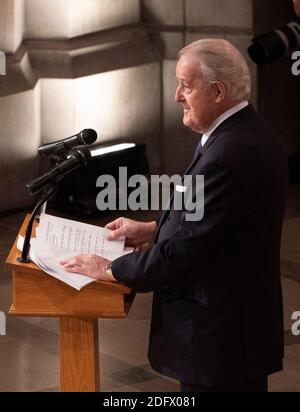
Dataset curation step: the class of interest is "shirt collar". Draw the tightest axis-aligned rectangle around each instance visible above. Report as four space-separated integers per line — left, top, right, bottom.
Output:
201 101 249 146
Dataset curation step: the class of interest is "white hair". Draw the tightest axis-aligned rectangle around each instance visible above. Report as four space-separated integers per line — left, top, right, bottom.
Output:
178 39 251 101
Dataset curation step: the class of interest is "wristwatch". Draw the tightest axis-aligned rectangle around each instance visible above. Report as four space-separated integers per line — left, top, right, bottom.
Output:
105 262 115 282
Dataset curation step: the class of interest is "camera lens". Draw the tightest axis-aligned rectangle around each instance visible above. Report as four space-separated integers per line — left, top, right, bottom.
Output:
248 21 300 64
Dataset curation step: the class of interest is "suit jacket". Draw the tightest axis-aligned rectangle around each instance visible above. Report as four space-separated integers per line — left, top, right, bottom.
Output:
112 105 288 386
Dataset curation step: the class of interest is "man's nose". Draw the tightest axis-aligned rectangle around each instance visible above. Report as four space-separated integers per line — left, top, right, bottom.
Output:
175 85 183 102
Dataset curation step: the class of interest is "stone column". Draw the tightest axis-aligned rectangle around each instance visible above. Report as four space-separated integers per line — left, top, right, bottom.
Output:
0 0 24 53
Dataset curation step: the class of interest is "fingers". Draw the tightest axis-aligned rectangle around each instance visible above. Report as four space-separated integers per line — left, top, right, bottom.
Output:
60 254 110 281
60 255 91 272
106 227 127 241
60 257 73 265
60 255 87 266
105 218 123 230
60 257 83 272
62 265 82 274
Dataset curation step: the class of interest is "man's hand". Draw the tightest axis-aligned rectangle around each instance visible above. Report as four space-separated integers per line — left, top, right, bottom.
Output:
60 254 115 282
105 217 157 246
293 0 300 16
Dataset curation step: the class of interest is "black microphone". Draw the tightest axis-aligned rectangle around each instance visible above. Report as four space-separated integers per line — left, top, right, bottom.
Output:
26 147 92 195
38 129 97 158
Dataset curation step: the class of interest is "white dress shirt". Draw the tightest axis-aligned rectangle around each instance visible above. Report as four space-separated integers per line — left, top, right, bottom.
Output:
201 101 249 147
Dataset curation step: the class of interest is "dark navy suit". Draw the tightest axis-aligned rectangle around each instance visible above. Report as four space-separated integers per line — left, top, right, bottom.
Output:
112 105 288 387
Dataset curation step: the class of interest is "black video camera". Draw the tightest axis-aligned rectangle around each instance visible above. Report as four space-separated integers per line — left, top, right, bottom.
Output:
248 21 300 64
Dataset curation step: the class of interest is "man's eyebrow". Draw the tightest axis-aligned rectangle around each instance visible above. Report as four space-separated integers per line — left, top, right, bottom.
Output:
177 76 190 82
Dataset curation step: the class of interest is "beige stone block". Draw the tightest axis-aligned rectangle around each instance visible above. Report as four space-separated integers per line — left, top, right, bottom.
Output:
41 79 75 144
0 49 37 97
158 32 184 59
185 0 252 29
0 0 24 53
25 0 140 39
71 30 159 78
74 63 161 141
40 63 162 173
142 0 184 25
0 84 41 211
25 0 70 39
29 49 74 79
69 0 140 37
74 62 162 172
25 29 158 83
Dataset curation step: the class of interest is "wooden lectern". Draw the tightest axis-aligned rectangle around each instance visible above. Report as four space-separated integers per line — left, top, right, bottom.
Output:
6 215 135 392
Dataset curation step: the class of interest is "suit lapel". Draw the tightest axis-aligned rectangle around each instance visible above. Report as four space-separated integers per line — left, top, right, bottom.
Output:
198 104 256 157
154 151 203 239
154 104 256 242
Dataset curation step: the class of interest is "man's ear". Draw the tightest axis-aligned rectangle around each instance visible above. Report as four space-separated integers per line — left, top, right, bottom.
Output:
213 81 226 103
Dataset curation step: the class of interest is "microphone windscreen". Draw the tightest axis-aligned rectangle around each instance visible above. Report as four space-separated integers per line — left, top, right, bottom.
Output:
80 129 98 145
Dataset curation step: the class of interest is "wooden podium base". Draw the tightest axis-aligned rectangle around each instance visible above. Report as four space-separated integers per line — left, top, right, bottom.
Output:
59 318 100 392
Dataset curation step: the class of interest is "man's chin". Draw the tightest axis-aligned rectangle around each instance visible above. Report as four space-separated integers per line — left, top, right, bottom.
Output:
183 118 203 133
183 116 193 129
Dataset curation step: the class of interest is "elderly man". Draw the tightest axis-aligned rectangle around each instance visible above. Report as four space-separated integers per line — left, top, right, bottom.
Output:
61 39 288 392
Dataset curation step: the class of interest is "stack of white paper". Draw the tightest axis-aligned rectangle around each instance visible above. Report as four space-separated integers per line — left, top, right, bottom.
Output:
17 213 133 291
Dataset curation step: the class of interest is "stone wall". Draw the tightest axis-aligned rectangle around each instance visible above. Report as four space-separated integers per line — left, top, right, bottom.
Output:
0 85 41 211
2 0 294 212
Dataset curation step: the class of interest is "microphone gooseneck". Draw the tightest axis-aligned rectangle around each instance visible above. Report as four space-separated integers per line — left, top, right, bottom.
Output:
26 147 92 195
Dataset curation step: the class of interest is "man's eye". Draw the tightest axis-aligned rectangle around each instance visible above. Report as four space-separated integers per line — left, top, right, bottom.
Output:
184 85 191 93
